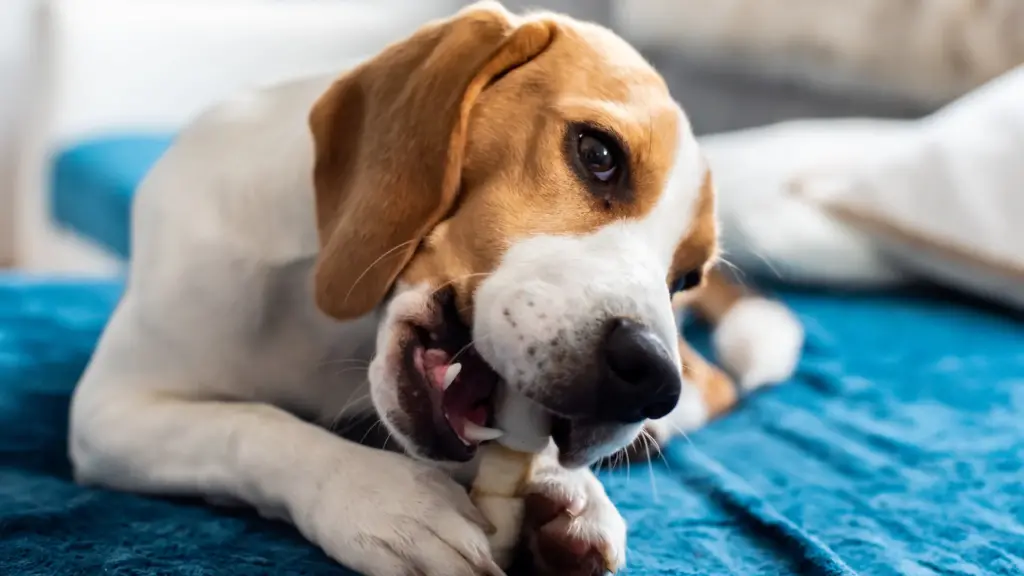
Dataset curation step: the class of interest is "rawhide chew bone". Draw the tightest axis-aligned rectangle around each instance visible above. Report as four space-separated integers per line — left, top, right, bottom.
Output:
469 386 550 568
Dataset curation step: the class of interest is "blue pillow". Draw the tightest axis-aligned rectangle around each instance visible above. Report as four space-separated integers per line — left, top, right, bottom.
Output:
51 135 175 258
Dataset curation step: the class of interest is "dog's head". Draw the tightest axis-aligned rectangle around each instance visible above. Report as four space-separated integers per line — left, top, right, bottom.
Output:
309 1 717 468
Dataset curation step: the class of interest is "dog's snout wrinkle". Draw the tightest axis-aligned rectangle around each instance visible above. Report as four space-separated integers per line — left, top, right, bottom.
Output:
597 317 681 423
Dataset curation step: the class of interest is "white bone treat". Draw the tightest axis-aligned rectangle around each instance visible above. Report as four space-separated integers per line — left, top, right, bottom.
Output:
469 386 550 568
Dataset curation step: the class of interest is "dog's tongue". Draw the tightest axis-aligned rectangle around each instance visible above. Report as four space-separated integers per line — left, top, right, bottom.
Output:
422 349 489 426
421 349 451 387
444 378 489 427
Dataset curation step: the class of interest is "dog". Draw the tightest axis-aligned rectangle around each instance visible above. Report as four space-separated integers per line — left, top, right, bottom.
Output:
68 3 803 575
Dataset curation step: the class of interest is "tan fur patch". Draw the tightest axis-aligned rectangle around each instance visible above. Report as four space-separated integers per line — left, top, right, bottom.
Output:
678 336 737 417
400 16 686 317
668 169 719 288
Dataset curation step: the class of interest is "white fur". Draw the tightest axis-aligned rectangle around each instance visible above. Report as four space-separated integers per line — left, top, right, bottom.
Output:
474 113 704 403
714 297 804 391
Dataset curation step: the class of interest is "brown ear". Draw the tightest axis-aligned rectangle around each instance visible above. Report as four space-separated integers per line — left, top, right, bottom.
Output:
309 2 555 320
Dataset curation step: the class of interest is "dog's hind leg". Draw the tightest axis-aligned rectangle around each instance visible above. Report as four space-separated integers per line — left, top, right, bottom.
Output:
688 268 804 393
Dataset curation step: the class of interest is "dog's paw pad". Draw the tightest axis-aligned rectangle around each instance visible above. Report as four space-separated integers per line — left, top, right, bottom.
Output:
520 493 623 576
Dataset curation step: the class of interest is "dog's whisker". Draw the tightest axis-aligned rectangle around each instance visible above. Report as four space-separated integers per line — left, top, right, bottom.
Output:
357 418 385 446
328 389 372 432
327 384 369 430
342 239 419 305
715 254 754 288
637 427 670 471
722 244 782 279
622 446 632 487
639 429 654 459
643 432 660 504
449 332 495 363
750 248 783 279
333 417 372 437
663 422 734 496
327 379 372 428
656 421 706 471
666 420 694 447
715 254 743 275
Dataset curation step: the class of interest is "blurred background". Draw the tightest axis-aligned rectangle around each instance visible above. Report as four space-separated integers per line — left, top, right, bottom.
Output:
0 0 1020 283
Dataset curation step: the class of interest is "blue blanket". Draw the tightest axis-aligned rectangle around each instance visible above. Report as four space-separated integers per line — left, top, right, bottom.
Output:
1 276 1022 575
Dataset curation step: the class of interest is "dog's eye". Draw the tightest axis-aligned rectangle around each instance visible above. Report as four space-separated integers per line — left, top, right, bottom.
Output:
577 129 619 183
671 269 704 293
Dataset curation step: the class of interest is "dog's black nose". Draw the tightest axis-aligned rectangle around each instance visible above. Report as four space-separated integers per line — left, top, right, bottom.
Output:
596 318 681 423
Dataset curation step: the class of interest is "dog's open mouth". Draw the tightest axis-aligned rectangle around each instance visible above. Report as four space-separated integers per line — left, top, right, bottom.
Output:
401 292 504 461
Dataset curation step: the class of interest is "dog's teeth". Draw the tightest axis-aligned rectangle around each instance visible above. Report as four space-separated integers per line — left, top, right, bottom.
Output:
462 422 504 442
443 363 462 390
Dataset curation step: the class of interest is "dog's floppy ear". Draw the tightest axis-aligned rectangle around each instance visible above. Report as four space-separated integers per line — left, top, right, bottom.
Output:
309 2 555 320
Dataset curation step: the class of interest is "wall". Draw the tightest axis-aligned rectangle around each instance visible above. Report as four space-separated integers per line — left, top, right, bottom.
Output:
0 0 37 264
614 0 1024 105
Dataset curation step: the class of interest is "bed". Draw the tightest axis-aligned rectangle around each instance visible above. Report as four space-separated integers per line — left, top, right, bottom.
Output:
2 273 1022 575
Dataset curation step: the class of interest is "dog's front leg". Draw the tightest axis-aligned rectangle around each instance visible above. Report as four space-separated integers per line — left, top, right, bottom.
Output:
70 394 503 576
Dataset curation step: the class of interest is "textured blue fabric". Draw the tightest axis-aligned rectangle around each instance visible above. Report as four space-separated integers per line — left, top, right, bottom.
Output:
1 277 1022 575
51 135 175 258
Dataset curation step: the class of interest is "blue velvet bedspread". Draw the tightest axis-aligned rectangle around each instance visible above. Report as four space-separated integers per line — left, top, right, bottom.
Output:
1 276 1022 575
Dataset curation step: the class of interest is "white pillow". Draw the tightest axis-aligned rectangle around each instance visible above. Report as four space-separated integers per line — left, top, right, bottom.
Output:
700 119 914 287
795 65 1024 309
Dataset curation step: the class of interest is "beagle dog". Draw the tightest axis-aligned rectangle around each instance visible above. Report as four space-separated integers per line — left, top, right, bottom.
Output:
68 3 802 575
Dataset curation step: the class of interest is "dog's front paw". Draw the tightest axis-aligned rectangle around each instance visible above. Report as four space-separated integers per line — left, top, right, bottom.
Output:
305 450 503 576
518 464 626 575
